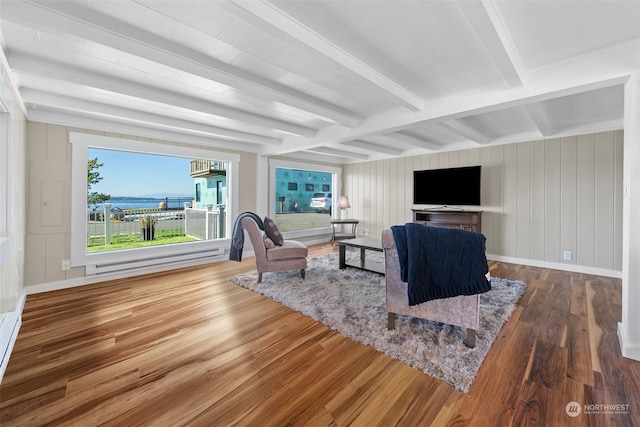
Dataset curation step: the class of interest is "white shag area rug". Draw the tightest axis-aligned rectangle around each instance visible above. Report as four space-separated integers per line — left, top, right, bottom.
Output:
230 252 525 393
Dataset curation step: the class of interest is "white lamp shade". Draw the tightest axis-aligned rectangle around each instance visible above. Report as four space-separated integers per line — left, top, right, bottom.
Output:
338 196 351 209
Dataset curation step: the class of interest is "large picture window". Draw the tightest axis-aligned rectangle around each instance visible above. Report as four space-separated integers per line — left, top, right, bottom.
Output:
85 148 229 253
70 133 239 268
269 159 342 235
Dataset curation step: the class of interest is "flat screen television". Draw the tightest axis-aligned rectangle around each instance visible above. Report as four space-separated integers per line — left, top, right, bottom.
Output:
413 166 481 206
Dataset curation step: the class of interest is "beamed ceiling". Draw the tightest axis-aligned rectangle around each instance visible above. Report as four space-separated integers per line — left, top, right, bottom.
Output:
1 0 639 164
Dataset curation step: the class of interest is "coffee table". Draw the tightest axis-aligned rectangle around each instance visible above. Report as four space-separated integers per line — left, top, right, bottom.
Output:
338 237 384 274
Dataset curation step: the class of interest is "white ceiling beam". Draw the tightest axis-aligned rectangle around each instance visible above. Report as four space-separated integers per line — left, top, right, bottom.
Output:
458 0 525 89
342 140 405 156
361 131 440 151
364 134 413 149
274 150 348 165
305 146 370 161
21 88 281 145
1 0 360 127
391 131 442 150
264 59 630 156
28 109 261 152
523 103 555 137
8 54 316 137
225 0 424 112
439 120 490 145
548 119 624 139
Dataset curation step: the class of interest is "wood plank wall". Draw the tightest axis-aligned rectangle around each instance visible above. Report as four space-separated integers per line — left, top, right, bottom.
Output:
343 130 623 272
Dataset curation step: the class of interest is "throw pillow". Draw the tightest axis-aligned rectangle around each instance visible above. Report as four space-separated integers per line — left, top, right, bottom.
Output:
263 235 276 249
263 217 284 246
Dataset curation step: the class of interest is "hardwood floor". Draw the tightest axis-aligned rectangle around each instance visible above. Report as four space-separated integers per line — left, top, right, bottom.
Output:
1 244 639 426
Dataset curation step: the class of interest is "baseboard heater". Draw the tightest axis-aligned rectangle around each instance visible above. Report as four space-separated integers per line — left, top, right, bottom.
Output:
86 247 225 277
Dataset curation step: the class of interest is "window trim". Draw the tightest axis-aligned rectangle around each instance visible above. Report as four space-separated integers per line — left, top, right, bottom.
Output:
269 159 342 239
70 132 239 268
0 78 14 266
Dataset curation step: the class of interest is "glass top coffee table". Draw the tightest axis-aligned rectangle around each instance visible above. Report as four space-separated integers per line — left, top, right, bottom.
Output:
338 237 384 274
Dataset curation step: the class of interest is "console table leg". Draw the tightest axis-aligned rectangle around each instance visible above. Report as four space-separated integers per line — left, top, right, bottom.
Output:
339 245 346 269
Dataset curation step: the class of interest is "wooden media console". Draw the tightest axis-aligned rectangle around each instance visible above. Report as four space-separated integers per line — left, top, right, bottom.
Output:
412 209 482 233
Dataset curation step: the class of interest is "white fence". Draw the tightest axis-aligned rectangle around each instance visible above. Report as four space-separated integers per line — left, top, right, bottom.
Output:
87 204 225 247
184 206 226 241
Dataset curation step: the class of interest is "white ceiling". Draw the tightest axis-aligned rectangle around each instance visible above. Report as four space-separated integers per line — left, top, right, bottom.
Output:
1 0 639 164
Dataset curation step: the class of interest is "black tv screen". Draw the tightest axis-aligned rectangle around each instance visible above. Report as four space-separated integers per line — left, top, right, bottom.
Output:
413 166 481 206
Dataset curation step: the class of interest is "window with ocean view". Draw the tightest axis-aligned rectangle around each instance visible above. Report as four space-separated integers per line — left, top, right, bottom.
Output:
70 133 239 270
86 148 229 252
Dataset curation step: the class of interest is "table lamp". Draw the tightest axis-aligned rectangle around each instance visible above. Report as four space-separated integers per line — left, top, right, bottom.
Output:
338 196 350 219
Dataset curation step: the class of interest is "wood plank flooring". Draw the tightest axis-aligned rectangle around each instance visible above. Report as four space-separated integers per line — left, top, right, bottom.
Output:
1 244 639 426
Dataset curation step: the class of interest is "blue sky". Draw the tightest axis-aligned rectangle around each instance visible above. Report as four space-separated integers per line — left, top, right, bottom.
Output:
88 148 195 197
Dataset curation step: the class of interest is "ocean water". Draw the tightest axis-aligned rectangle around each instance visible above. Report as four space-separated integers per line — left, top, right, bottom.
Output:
90 197 192 211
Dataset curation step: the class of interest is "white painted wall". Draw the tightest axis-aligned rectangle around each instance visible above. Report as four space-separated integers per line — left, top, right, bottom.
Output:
344 131 624 276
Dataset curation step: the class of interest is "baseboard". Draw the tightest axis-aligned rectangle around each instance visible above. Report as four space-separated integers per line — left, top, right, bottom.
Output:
27 253 227 295
86 248 224 276
486 254 622 279
618 322 640 361
0 290 26 383
26 247 621 296
28 236 332 295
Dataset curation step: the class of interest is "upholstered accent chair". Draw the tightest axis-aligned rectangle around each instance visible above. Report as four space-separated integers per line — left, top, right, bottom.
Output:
241 217 308 282
382 228 489 348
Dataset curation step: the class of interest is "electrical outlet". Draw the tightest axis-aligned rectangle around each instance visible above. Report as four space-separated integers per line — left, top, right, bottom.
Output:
563 251 572 261
61 259 71 271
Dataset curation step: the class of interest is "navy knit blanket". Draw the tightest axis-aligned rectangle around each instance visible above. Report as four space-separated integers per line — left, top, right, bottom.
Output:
391 222 491 306
229 212 264 262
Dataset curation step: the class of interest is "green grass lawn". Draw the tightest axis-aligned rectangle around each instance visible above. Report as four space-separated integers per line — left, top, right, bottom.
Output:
88 231 198 252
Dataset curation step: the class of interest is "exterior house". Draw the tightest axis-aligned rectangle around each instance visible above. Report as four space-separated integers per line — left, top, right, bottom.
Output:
189 159 228 210
275 168 333 213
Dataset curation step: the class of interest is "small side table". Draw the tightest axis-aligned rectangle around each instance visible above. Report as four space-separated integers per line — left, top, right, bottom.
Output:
330 219 358 244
